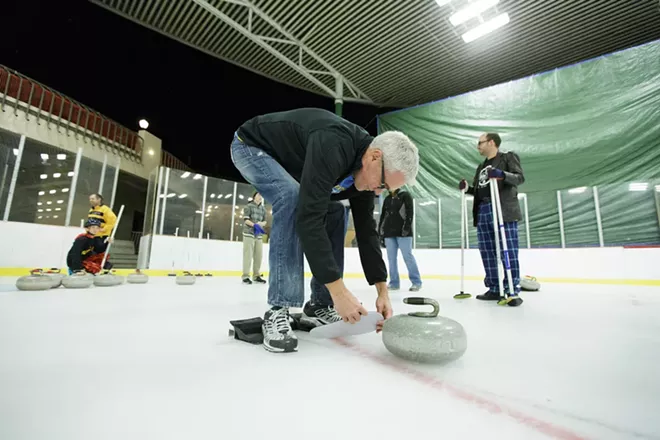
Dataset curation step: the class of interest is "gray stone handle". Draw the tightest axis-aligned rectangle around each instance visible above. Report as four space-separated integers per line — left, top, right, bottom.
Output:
403 297 439 318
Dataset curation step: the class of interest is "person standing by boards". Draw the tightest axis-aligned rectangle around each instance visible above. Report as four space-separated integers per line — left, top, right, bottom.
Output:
88 193 117 242
459 133 524 307
242 191 267 285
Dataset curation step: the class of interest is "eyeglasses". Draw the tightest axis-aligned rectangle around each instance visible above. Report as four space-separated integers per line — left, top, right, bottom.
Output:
377 158 387 190
478 140 489 146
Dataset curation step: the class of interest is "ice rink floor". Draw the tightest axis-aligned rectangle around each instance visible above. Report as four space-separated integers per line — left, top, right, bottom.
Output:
1 276 659 440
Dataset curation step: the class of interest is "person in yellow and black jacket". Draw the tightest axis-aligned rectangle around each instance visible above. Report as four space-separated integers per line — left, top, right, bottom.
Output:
88 193 117 241
66 218 113 275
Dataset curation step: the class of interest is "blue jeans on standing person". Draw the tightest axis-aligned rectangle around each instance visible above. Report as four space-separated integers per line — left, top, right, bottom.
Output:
230 133 345 308
385 237 422 288
476 202 521 295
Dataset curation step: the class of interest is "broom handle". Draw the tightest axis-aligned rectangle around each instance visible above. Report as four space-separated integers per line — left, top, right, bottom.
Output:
99 205 125 271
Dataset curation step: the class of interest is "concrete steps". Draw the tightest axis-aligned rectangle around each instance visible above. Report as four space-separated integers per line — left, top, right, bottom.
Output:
109 239 138 269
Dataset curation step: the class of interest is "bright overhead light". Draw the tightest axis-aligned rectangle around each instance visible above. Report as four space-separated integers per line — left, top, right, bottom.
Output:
38 209 44 213
38 191 45 196
248 197 253 202
234 206 239 210
139 119 149 130
628 182 648 192
47 201 52 205
46 208 52 212
40 153 49 160
53 173 61 178
55 208 61 211
181 172 190 179
210 193 216 198
37 202 43 206
40 174 47 179
61 188 69 193
57 200 64 204
148 149 154 156
214 206 218 209
57 154 66 160
49 190 56 194
205 214 210 218
167 193 176 198
195 210 203 214
238 195 244 199
568 187 587 194
13 149 18 156
38 216 43 219
450 0 499 26
462 12 510 43
224 194 232 199
68 171 75 177
373 211 379 215
193 174 202 180
178 194 187 199
53 215 58 219
435 0 451 6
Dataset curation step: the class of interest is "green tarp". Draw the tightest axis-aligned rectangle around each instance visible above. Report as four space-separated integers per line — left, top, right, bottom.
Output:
378 40 660 248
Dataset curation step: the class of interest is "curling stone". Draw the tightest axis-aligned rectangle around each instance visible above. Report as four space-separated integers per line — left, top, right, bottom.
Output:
176 273 196 285
62 272 94 289
16 271 53 291
127 269 149 284
94 272 124 287
43 269 64 289
382 297 467 364
521 275 540 291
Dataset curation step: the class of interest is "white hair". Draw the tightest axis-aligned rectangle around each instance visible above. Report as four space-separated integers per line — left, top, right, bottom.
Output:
371 131 419 186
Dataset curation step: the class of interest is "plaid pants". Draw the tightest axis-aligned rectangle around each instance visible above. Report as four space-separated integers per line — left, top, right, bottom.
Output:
476 203 521 295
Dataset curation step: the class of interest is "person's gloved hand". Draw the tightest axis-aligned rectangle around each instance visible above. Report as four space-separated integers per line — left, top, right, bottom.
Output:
487 168 505 180
458 179 468 191
254 224 266 235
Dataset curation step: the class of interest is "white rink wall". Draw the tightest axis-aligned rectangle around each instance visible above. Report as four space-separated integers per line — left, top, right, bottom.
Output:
1 221 657 283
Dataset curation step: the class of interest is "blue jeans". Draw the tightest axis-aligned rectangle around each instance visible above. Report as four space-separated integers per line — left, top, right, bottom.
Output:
230 134 345 307
384 237 421 288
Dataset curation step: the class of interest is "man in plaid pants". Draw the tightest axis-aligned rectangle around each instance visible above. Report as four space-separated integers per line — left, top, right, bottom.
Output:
459 133 524 307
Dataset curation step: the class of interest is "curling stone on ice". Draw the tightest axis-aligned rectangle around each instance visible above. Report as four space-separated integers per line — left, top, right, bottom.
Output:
521 275 540 291
16 270 54 291
176 271 196 285
62 271 94 289
40 268 64 288
382 297 467 364
94 271 124 287
127 269 149 284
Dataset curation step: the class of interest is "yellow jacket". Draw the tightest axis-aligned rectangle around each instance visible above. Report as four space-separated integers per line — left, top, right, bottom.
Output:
88 204 117 237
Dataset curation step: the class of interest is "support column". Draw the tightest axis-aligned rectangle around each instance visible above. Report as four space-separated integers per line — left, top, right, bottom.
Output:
334 75 343 117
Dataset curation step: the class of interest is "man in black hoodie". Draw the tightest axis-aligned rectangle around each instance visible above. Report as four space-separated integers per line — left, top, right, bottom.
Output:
378 189 422 291
232 108 419 353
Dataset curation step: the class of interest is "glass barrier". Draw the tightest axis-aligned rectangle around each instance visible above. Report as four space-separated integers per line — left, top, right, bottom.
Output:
205 176 235 241
0 129 20 216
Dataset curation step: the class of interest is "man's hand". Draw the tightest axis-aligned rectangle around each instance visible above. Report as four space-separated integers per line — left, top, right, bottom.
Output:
458 179 468 191
487 168 505 180
375 282 392 333
326 279 368 323
258 221 267 227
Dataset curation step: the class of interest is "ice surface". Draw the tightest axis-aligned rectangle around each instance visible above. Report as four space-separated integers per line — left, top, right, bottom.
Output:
1 276 659 440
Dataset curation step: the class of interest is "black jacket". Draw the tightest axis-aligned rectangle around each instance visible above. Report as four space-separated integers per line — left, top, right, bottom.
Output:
378 190 414 238
467 151 525 227
237 108 387 286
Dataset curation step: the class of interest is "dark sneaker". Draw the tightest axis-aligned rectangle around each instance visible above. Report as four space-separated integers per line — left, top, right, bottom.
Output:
253 276 267 284
300 301 342 328
500 295 524 307
242 278 252 285
476 290 501 301
262 307 298 353
409 285 422 292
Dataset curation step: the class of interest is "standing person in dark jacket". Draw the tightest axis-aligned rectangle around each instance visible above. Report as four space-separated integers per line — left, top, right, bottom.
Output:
378 189 422 291
459 133 524 307
232 108 419 353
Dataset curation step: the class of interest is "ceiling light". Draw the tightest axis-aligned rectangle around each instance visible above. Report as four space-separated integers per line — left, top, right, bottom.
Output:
46 208 52 212
61 188 69 193
68 171 75 177
195 210 203 214
38 209 44 213
248 197 253 202
53 215 58 219
178 194 187 199
55 208 61 211
462 12 510 43
238 195 244 199
234 206 239 210
210 193 216 198
47 201 52 205
49 190 56 194
37 202 43 206
181 172 190 179
38 191 45 196
40 174 47 179
13 149 18 156
193 174 202 180
214 206 218 209
450 0 499 26
57 154 66 160
568 187 587 194
205 214 210 218
165 193 176 198
57 200 63 204
628 182 648 192
224 194 232 199
53 173 61 178
139 119 149 130
435 0 451 6
38 216 43 219
148 149 154 156
40 153 49 160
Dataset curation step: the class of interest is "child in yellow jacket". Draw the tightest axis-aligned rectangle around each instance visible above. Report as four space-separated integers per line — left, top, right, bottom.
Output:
88 193 117 238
